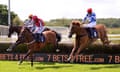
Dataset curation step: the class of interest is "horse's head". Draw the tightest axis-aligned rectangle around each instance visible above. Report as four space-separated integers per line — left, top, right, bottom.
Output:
8 25 22 38
8 25 14 38
68 20 81 38
7 28 32 52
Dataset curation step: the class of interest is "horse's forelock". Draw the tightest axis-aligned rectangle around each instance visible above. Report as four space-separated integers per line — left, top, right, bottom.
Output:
71 20 81 25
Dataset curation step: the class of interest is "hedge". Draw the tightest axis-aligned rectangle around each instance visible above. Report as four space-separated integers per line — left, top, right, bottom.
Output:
0 43 120 54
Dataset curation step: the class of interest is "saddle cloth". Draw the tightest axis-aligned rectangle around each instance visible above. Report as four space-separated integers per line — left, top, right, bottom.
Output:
34 33 45 42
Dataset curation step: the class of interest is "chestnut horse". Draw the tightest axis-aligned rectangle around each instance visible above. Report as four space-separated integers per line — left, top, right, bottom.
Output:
7 25 61 66
67 20 110 62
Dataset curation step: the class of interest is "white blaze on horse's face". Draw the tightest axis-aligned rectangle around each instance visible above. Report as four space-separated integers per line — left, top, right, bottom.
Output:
68 23 74 38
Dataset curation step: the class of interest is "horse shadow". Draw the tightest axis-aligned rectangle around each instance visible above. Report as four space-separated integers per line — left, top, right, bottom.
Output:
22 62 56 65
90 64 120 70
35 62 73 70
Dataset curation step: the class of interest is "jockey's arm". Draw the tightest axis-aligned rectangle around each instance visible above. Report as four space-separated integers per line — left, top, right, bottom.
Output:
33 26 39 34
82 16 87 23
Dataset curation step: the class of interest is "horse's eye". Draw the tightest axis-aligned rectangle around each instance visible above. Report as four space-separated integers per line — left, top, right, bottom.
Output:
76 23 79 25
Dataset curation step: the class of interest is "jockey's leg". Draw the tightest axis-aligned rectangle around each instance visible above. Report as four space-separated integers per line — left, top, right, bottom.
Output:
37 27 45 42
33 33 39 42
87 28 94 38
82 22 96 38
39 33 44 42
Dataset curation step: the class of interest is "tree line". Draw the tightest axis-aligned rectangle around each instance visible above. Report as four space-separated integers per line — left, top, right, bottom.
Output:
45 18 120 28
0 4 120 28
0 4 23 26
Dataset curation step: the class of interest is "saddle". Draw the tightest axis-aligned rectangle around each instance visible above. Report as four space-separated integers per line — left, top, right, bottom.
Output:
33 27 50 42
86 27 98 38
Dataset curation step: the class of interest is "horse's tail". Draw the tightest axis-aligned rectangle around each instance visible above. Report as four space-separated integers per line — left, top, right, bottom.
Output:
52 30 61 42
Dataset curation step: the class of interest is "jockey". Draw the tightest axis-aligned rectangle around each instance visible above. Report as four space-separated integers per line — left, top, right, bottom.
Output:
32 15 45 42
21 14 34 33
82 8 97 38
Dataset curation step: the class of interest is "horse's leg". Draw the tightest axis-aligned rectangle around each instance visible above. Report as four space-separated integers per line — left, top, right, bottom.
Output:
74 43 87 62
99 29 110 46
29 52 34 67
67 36 80 62
72 37 88 62
55 41 60 52
18 49 31 65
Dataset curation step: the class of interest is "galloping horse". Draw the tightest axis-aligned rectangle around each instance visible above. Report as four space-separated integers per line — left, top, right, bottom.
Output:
7 25 61 66
67 20 110 62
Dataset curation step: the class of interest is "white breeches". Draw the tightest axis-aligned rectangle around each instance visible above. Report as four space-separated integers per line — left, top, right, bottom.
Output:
82 22 96 28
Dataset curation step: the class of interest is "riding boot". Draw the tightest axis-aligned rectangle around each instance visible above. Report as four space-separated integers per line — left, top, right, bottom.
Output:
33 33 39 42
40 33 44 42
88 28 94 38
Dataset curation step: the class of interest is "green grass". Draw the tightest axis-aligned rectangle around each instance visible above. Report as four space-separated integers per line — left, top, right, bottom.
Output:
107 28 120 34
0 61 120 72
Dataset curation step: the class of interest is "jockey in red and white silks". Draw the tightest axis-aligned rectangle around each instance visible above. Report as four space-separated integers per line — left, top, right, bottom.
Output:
32 15 45 34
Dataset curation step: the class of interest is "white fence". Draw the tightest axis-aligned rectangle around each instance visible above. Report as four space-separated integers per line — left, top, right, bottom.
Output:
0 26 120 43
0 34 120 43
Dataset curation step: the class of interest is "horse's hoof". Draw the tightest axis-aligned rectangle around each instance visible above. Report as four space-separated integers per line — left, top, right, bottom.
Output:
18 61 22 65
64 60 70 63
56 49 60 52
6 48 12 52
67 57 71 62
18 62 21 65
70 59 74 63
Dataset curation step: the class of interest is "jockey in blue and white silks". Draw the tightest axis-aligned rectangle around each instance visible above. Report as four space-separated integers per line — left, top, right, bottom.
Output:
82 8 96 27
23 14 35 32
82 8 97 38
21 14 35 34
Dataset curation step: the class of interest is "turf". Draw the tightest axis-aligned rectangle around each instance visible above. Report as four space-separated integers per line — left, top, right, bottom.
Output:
0 61 120 72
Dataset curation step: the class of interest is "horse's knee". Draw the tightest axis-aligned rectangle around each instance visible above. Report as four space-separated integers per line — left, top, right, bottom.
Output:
74 47 79 53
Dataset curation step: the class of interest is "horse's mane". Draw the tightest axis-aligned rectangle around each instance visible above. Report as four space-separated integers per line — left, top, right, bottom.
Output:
23 27 33 36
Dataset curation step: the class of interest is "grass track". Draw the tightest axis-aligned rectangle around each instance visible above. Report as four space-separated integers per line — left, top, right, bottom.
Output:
0 61 120 72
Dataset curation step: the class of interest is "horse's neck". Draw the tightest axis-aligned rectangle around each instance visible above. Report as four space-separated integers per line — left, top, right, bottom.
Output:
76 27 87 35
14 26 21 34
24 30 34 42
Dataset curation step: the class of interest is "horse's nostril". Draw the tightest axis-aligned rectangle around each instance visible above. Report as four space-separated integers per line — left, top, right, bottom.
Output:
8 35 11 38
68 34 72 38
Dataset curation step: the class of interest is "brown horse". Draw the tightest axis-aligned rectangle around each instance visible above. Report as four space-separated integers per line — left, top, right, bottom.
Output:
7 26 61 66
67 20 111 62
